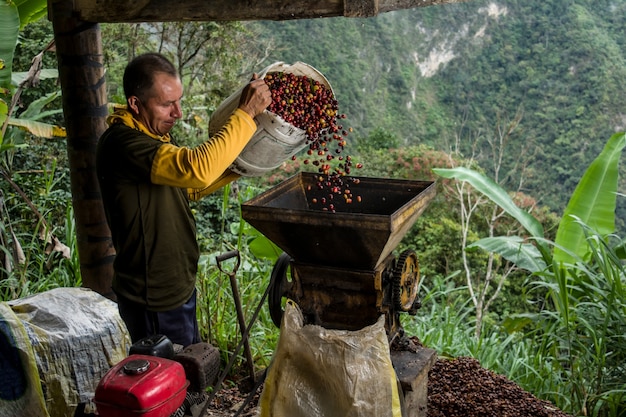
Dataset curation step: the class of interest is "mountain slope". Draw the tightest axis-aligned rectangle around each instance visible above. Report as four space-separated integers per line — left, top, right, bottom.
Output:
249 0 626 223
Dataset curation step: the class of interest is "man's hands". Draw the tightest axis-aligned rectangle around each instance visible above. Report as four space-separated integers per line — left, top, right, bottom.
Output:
238 74 272 119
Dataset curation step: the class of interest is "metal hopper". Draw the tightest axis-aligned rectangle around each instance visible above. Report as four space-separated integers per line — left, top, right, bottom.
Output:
241 172 436 271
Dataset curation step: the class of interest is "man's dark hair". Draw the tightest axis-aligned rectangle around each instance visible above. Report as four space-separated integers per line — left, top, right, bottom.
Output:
123 53 179 101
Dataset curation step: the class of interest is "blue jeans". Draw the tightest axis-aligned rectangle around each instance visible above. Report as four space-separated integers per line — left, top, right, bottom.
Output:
117 289 202 348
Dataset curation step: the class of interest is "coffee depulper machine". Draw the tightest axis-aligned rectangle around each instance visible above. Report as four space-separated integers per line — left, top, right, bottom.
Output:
241 172 438 416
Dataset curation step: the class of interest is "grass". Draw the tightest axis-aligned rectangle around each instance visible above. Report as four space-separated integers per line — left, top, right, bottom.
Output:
1 185 624 417
195 182 281 376
196 248 279 374
0 203 81 301
405 225 626 417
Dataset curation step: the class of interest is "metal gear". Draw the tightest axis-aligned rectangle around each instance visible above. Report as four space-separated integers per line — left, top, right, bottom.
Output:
391 249 420 312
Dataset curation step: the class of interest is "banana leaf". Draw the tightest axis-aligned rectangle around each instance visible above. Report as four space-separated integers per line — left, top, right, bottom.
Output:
433 166 545 240
14 0 48 28
15 91 61 120
553 132 626 263
248 233 283 260
467 236 547 273
0 2 20 90
7 117 66 139
12 69 59 87
0 99 6 123
434 133 625 270
0 0 49 90
2 91 65 140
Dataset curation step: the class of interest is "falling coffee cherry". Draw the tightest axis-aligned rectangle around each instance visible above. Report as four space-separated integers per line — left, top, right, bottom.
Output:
264 71 364 210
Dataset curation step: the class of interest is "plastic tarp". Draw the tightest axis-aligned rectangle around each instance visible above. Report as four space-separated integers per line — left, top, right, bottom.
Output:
0 302 47 416
259 301 402 417
1 287 131 417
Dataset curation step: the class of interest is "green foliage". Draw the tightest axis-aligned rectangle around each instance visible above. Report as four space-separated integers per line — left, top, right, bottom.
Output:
195 184 280 372
0 5 74 302
11 18 60 118
406 224 626 417
0 0 50 115
554 132 625 263
1 13 64 175
432 133 626 416
0 200 79 301
248 0 626 229
0 1 20 90
439 133 625 273
12 0 47 28
434 166 545 239
3 91 65 157
521 227 626 416
356 127 400 153
196 249 279 371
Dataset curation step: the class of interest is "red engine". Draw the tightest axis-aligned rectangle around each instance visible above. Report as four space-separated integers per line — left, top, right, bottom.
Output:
94 336 220 417
95 355 188 417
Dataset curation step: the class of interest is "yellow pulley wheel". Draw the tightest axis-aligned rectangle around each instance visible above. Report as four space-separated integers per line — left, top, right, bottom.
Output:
392 249 420 312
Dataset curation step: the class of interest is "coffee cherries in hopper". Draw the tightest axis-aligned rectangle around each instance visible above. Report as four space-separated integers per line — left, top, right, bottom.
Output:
264 71 362 212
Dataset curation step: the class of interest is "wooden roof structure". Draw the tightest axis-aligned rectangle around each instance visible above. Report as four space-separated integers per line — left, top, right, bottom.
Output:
47 0 466 297
61 0 466 22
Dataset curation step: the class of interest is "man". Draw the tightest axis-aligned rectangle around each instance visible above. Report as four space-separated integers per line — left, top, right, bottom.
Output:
96 52 271 347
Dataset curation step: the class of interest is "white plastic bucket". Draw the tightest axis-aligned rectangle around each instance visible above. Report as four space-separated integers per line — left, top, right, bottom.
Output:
208 62 334 177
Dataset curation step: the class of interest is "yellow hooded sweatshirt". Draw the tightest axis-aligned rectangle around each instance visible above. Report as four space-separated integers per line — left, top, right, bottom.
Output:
96 107 256 310
106 106 255 199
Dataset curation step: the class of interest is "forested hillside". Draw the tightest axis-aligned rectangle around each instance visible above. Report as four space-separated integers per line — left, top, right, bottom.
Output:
248 0 626 227
3 4 624 415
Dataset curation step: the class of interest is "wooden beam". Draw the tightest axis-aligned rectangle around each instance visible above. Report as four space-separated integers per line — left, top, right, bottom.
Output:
345 0 379 17
71 0 468 23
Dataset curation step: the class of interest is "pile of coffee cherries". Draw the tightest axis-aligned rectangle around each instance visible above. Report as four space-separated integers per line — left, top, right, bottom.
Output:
264 71 363 212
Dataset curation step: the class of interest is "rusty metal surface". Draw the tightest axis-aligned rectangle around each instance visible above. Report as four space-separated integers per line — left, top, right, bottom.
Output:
289 261 384 330
242 172 436 270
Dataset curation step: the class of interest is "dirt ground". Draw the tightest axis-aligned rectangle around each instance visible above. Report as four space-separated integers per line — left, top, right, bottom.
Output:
202 353 572 417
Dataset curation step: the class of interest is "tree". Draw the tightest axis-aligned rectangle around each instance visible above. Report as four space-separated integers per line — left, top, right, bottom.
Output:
437 110 538 338
356 127 400 152
435 132 626 416
1 1 73 294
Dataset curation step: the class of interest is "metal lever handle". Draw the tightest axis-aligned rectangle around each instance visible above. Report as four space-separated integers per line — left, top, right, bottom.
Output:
216 250 240 275
215 249 254 383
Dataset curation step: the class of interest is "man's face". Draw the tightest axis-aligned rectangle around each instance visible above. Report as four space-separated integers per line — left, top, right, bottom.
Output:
128 72 183 137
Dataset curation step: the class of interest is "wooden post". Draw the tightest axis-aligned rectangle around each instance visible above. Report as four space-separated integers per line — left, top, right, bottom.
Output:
48 0 115 299
392 347 438 417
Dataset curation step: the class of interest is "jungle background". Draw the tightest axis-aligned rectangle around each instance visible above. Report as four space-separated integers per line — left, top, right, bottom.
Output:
1 0 625 416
